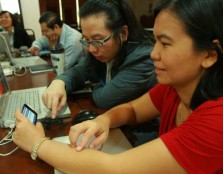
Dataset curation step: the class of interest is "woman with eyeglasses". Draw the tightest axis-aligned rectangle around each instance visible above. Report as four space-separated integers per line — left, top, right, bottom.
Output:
41 0 157 117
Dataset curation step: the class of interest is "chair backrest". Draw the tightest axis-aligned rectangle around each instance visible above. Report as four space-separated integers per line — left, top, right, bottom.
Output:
25 29 36 42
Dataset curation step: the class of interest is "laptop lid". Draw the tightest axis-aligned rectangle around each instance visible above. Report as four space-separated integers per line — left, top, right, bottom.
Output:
0 33 14 64
0 62 10 93
0 31 12 53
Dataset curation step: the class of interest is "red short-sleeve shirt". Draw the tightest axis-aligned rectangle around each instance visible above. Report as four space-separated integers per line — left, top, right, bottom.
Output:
149 84 223 173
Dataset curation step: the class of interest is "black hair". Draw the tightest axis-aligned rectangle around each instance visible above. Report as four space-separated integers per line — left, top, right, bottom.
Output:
0 10 21 28
153 0 223 110
79 0 145 42
39 11 63 29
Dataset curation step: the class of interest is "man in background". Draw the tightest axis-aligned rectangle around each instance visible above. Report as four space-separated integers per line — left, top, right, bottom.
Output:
28 11 82 70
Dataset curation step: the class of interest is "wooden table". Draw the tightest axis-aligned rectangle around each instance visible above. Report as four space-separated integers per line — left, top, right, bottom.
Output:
0 70 106 174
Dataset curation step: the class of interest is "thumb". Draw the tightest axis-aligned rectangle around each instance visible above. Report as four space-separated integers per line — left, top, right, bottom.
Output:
35 122 46 136
36 122 44 130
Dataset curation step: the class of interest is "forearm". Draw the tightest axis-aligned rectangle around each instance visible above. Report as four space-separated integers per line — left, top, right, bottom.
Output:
56 63 91 93
103 103 137 128
32 37 48 50
37 140 115 174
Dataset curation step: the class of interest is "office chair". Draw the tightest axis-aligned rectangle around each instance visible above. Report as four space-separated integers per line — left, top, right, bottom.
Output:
25 28 36 42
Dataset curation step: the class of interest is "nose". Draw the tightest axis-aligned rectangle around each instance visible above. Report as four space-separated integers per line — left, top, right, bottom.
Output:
87 44 98 53
150 43 160 61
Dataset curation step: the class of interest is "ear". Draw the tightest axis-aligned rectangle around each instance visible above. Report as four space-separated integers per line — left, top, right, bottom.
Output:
120 25 128 42
201 40 220 68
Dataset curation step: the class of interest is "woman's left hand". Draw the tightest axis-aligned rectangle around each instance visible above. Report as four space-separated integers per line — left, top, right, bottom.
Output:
13 110 45 153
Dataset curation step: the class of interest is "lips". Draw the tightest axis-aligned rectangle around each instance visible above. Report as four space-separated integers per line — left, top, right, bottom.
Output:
154 64 165 74
93 55 102 60
154 63 164 70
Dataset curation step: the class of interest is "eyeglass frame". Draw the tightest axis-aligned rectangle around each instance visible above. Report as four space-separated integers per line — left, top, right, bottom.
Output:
79 33 114 48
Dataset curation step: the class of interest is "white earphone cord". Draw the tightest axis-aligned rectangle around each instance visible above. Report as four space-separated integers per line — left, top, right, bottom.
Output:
0 129 19 156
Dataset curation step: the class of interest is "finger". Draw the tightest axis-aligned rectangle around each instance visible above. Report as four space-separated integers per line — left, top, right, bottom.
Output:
36 122 43 129
89 132 107 150
46 93 53 110
15 110 24 121
42 86 52 107
52 34 58 42
57 95 66 111
69 125 86 148
34 50 39 56
51 97 59 118
36 122 45 135
41 93 47 106
76 126 99 151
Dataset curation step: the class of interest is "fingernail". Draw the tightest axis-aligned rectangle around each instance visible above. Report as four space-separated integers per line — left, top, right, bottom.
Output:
76 146 82 151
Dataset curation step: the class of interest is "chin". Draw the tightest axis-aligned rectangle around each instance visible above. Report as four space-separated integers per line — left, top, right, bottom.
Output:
157 78 170 86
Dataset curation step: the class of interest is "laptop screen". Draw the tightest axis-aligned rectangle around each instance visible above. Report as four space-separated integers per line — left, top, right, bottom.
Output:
0 32 12 52
0 63 10 97
0 33 13 64
0 63 10 118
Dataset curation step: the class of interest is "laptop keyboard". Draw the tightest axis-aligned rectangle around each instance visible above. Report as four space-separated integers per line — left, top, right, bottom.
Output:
5 90 40 120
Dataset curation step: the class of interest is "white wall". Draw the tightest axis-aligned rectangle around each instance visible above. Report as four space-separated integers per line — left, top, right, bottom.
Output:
20 0 42 39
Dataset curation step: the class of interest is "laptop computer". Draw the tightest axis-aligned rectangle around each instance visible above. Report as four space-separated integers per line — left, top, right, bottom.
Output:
0 32 48 68
53 128 133 174
0 63 71 128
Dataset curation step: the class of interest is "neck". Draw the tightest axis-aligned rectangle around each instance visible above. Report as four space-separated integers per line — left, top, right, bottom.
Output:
5 26 13 33
176 101 192 125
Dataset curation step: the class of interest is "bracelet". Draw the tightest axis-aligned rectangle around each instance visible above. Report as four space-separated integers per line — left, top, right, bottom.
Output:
31 137 50 160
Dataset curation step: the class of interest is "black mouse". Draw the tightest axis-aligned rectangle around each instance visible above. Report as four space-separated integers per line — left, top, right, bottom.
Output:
71 110 99 125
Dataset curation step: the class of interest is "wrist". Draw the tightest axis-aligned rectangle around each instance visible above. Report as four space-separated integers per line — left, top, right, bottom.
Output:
97 114 111 128
52 79 65 87
31 137 50 160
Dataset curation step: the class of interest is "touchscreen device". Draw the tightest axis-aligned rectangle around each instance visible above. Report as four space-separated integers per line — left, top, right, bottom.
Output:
22 104 38 124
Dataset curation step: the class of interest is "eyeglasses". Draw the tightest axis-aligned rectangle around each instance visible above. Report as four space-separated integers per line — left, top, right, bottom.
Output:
80 33 114 48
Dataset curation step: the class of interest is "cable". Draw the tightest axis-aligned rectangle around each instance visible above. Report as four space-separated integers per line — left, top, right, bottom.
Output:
0 129 19 156
13 64 27 76
0 147 19 156
0 127 14 145
0 128 13 145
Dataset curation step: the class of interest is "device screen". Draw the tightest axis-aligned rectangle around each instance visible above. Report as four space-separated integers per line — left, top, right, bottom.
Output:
22 104 38 125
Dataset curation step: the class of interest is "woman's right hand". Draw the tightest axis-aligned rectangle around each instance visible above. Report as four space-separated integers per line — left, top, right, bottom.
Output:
42 80 67 118
69 115 110 151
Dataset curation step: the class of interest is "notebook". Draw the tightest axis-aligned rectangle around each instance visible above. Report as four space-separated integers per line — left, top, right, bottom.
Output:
53 128 133 174
0 63 71 128
0 32 48 68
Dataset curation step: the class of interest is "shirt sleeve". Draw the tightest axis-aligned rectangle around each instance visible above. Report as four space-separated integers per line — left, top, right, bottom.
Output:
31 36 49 50
149 84 169 112
60 28 82 70
160 99 223 173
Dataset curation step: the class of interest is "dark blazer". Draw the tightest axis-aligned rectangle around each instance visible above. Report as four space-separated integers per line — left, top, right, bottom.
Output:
13 27 32 49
